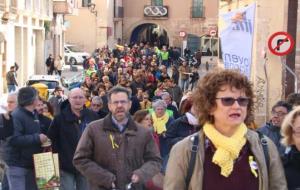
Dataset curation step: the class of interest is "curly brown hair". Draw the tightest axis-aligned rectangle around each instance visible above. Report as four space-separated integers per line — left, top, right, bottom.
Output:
192 69 254 126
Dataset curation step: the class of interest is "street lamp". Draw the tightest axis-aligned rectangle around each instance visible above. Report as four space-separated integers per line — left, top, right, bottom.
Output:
88 3 97 16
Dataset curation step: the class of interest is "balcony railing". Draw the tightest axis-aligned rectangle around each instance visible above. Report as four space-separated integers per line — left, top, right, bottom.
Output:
191 6 205 18
114 6 123 18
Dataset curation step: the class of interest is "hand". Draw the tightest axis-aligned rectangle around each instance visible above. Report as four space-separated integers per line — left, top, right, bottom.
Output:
39 134 48 144
131 174 140 183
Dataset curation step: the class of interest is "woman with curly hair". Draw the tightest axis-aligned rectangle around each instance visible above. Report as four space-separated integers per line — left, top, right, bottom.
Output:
164 69 287 190
281 106 300 190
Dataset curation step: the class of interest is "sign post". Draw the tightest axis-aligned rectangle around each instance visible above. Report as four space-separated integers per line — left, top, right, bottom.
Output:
268 31 297 92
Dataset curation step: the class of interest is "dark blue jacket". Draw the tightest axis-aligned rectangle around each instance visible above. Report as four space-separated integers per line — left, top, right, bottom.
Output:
7 107 46 168
283 146 300 190
166 115 200 150
257 122 286 156
48 101 98 174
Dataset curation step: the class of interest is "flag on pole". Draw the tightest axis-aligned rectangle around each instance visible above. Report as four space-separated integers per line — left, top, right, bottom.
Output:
220 3 256 78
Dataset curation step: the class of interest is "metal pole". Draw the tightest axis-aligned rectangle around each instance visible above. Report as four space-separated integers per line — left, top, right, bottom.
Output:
281 57 298 93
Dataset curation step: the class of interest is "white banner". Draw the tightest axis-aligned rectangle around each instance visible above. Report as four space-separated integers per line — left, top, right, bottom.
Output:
220 3 256 78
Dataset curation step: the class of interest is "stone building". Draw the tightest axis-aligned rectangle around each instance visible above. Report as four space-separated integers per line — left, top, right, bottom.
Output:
0 0 53 94
65 0 219 54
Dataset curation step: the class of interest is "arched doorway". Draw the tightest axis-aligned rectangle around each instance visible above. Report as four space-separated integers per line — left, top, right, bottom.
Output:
130 23 169 47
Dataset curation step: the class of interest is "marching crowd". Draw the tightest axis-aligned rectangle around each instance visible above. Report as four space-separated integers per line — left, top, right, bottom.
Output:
0 43 299 190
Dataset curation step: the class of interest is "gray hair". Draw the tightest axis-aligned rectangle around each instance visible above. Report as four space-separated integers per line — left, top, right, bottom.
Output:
152 99 167 110
91 96 103 104
161 92 171 99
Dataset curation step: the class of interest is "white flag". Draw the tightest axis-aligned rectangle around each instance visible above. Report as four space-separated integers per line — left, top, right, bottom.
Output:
220 3 256 78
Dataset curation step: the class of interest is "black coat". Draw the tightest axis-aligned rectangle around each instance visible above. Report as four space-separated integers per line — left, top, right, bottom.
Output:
0 114 14 140
48 102 98 174
165 115 200 150
7 107 47 168
283 146 300 190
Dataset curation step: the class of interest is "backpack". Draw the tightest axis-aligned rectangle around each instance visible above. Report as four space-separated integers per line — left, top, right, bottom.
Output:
185 131 270 190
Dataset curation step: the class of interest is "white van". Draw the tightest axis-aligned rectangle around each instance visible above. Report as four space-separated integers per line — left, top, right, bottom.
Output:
64 44 90 65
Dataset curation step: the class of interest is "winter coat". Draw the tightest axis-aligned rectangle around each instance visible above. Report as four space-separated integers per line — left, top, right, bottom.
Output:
165 115 200 150
47 102 98 174
73 114 162 190
257 122 286 156
6 71 18 85
164 129 287 190
0 113 14 162
283 145 300 190
7 107 47 168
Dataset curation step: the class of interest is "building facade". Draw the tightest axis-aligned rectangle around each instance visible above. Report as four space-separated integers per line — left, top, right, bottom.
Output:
0 0 53 94
65 0 219 54
123 0 218 53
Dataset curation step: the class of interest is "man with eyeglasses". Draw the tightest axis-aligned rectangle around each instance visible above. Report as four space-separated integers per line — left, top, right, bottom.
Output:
73 86 161 190
258 100 292 156
48 88 98 190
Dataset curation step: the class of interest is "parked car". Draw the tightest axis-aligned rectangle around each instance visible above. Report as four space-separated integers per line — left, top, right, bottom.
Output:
26 75 67 98
64 44 90 65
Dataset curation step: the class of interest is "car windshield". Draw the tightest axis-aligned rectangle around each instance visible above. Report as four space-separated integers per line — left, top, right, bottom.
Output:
27 80 59 89
67 46 82 52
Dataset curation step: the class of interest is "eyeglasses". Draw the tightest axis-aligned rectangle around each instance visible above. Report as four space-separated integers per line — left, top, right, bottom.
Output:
110 100 129 106
271 111 287 117
91 104 101 107
70 96 85 100
215 97 249 107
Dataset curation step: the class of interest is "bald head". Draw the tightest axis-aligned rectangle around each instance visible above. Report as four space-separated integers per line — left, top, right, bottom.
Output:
68 88 86 112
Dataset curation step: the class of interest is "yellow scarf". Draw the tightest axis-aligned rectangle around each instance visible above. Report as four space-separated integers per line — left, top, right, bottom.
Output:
203 122 247 177
152 112 169 135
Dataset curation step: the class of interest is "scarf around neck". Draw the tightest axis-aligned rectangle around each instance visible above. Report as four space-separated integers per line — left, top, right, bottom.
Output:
152 112 169 135
203 122 247 177
185 112 198 126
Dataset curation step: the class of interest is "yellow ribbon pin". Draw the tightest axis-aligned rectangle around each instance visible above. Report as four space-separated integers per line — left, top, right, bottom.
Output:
109 134 119 149
249 156 258 178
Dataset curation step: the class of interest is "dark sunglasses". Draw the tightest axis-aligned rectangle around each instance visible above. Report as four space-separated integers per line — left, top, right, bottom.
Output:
216 97 249 107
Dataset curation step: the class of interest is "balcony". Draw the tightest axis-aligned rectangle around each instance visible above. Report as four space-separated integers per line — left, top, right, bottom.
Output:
114 6 123 18
144 5 168 18
53 1 73 14
191 6 205 18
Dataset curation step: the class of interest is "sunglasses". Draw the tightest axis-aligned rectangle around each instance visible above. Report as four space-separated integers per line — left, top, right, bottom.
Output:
216 97 249 107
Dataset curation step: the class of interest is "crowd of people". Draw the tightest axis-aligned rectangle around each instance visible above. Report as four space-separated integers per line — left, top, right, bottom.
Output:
0 42 299 190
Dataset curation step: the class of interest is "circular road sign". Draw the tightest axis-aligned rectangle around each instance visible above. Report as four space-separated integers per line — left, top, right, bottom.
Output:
268 31 295 56
179 31 186 38
209 29 217 37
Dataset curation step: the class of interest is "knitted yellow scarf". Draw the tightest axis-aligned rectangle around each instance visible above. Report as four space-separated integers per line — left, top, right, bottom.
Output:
203 122 247 177
152 112 169 135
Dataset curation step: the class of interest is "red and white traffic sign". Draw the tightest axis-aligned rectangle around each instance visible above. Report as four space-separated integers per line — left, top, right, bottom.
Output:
268 31 295 56
179 31 186 37
209 29 217 37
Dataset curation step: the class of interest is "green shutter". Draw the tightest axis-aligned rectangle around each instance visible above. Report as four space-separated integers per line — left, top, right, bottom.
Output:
152 0 163 6
192 0 204 18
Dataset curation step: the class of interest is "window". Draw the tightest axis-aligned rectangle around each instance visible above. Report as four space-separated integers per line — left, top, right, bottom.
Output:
82 0 91 7
192 0 204 18
151 0 163 6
